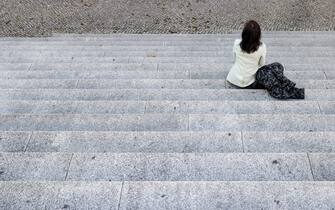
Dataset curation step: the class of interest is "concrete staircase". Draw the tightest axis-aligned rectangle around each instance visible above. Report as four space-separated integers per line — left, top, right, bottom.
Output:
1 32 335 209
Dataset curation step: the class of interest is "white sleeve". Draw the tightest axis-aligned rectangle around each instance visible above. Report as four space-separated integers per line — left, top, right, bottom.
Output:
258 44 266 67
233 40 238 62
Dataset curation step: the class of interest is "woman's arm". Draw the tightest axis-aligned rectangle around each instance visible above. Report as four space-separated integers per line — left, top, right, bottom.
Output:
232 39 240 63
232 41 236 63
258 44 267 67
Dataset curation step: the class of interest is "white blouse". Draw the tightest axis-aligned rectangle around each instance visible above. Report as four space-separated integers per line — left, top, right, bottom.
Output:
227 39 267 87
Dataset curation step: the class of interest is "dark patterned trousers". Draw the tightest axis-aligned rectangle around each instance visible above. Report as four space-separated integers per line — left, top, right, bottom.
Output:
230 62 305 99
253 62 305 99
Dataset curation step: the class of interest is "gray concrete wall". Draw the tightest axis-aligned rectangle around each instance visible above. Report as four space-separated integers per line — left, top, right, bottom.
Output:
0 0 334 37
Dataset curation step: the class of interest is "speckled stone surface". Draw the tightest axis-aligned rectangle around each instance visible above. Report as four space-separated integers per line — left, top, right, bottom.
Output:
0 0 334 36
0 32 335 209
2 181 335 210
0 181 122 210
66 153 312 181
119 181 335 209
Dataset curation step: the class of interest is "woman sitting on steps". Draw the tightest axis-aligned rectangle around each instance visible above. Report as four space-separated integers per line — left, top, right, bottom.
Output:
226 20 305 99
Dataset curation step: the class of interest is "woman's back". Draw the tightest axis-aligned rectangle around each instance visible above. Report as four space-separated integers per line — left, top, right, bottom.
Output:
227 39 266 87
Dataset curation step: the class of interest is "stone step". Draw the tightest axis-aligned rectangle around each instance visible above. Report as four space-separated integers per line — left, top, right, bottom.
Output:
5 37 332 43
244 131 335 153
3 35 332 42
1 37 334 42
8 36 320 41
0 70 190 79
0 79 332 89
0 100 330 114
0 152 317 181
0 114 334 131
3 33 335 40
190 70 328 80
0 89 332 101
0 39 334 46
0 70 328 80
2 50 335 57
189 114 335 132
1 131 242 153
1 46 333 52
1 181 335 209
1 32 335 209
1 37 334 45
1 63 334 72
2 131 335 153
0 56 334 64
2 37 334 42
2 47 334 52
0 79 227 89
0 181 122 209
67 153 333 181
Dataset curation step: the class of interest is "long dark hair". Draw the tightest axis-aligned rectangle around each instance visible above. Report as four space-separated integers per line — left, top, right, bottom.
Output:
240 20 262 53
